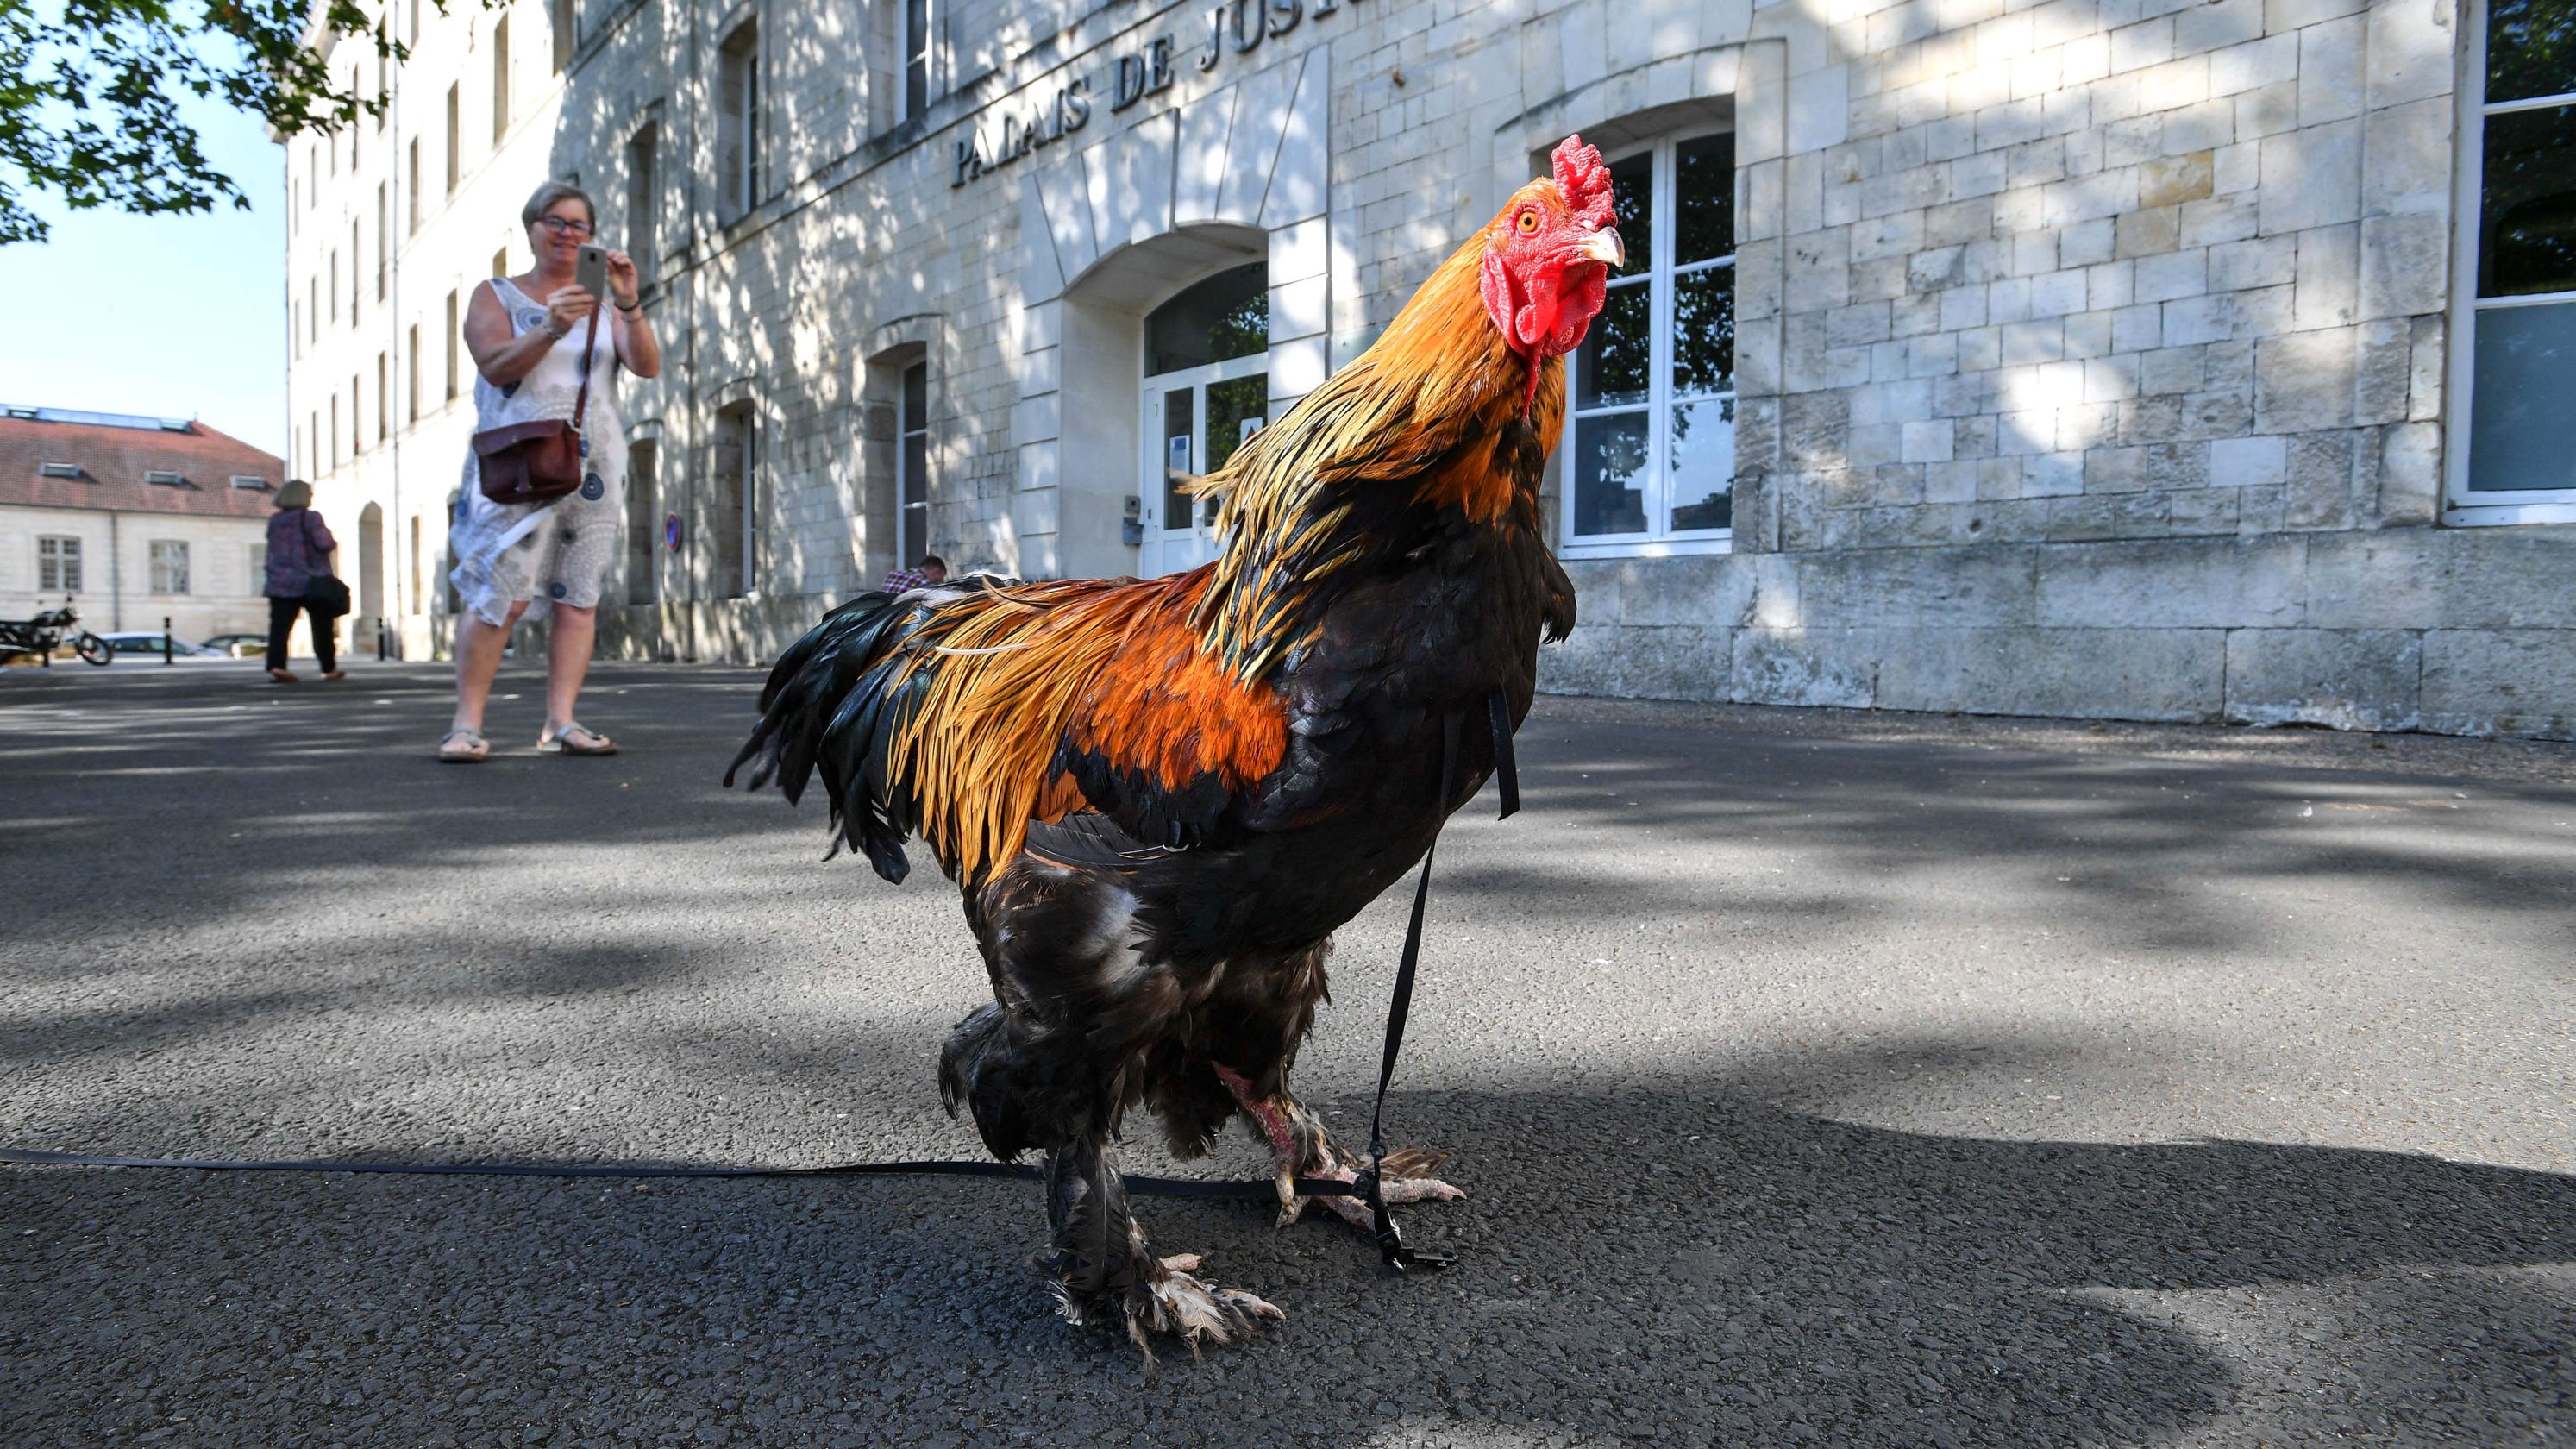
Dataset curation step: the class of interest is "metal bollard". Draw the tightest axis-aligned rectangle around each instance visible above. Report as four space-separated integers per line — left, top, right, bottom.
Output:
162 617 172 665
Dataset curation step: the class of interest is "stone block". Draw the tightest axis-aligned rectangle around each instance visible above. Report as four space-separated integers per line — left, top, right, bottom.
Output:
1874 625 2227 719
1607 624 1733 699
2422 630 2576 739
2358 211 2449 319
2141 150 2215 207
1605 554 1758 629
1800 544 2039 629
1559 559 1624 626
2306 526 2576 630
1731 627 1880 707
2209 434 2287 486
1269 275 1328 342
2224 628 2422 729
2256 122 2360 232
2036 536 2306 626
1269 216 1328 284
2254 329 2356 432
1537 621 1622 697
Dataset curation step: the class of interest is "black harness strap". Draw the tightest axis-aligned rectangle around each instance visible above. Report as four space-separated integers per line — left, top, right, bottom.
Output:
1357 687 1523 1271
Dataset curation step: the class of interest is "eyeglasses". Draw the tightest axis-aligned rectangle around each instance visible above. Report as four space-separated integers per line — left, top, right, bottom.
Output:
535 216 594 237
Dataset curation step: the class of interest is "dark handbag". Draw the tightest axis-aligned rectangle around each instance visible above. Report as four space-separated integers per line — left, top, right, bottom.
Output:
298 511 351 618
304 573 352 618
473 298 601 505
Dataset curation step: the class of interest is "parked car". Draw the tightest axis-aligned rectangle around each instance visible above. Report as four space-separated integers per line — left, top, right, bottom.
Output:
200 632 268 658
97 631 230 661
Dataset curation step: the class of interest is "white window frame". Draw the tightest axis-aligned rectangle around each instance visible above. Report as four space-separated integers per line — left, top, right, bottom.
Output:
38 536 82 593
897 361 931 568
149 540 191 596
1559 129 1737 561
2445 0 2576 524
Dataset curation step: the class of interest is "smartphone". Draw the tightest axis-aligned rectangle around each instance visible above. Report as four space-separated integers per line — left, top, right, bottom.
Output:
575 243 609 302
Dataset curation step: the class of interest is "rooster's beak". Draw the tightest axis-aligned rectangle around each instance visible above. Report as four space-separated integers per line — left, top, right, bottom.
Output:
1577 229 1626 269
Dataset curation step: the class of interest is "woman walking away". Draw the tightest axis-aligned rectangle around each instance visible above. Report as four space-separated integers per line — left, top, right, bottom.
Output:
264 480 345 684
442 179 661 763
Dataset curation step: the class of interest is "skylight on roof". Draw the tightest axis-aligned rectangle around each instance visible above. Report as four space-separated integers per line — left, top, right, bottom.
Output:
229 474 271 490
144 469 185 486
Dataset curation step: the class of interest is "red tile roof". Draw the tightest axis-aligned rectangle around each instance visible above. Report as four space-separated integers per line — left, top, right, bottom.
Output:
0 411 289 520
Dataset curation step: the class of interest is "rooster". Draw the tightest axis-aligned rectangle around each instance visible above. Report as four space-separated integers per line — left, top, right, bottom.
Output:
730 136 1621 1352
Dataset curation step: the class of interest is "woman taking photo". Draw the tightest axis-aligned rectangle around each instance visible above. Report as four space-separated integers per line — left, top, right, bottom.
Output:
441 180 661 762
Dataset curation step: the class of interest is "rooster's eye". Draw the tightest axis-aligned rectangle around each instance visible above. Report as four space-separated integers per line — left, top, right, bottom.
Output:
1515 209 1540 235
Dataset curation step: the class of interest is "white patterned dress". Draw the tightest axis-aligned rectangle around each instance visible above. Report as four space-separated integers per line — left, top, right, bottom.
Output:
448 277 627 626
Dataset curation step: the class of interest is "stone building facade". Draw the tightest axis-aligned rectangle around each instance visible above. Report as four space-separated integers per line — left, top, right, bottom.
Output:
293 0 2576 737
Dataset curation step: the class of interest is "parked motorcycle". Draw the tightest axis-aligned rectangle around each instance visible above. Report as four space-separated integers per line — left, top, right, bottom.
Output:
0 602 115 667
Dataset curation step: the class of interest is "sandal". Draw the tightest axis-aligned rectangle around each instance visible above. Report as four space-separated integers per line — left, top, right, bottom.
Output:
538 721 617 756
438 728 489 763
268 668 300 683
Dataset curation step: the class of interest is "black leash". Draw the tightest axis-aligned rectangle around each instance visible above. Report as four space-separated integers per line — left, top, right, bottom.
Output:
0 1148 1364 1201
1356 687 1522 1272
7 687 1528 1270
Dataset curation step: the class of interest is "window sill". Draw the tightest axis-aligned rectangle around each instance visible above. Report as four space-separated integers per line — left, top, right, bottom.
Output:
1558 534 1734 561
2444 500 2576 527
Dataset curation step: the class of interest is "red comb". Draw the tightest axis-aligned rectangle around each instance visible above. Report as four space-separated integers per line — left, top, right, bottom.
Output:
1552 135 1615 230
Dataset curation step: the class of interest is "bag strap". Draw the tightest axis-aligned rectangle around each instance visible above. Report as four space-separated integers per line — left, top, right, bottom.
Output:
571 304 601 433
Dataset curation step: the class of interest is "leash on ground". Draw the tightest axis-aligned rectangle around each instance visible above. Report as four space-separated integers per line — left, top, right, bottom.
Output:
3 687 1526 1268
0 1147 1360 1201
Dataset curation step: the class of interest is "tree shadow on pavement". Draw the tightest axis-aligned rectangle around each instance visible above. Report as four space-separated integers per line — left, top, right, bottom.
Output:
6 1051 2568 1448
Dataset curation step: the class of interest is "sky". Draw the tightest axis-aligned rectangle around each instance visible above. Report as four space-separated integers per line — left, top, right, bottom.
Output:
0 94 287 457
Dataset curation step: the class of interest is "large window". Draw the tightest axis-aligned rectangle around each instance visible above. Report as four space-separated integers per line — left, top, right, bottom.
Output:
912 0 943 118
1564 132 1735 557
550 0 574 70
626 438 659 605
149 541 190 595
627 122 658 285
37 536 81 593
492 16 511 142
445 85 461 192
445 290 461 401
898 362 930 566
2452 0 2576 520
903 0 931 118
714 404 756 598
718 22 762 220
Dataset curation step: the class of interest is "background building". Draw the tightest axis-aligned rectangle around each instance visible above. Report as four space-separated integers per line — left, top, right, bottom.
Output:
295 0 2576 737
0 405 283 644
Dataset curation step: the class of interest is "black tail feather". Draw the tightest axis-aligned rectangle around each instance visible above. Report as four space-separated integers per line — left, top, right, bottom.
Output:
724 587 957 882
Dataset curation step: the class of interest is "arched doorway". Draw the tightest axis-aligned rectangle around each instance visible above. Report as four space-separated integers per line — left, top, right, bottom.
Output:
1138 262 1268 577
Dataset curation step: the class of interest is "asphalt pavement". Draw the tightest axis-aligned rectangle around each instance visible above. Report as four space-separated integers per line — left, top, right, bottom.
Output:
3 659 2571 1448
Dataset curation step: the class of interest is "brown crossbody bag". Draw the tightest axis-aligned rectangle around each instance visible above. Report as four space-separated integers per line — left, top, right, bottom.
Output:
472 297 602 505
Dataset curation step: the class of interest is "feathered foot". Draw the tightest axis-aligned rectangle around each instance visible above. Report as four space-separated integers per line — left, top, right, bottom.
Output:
1047 1253 1283 1364
1042 1137 1284 1362
1213 1065 1467 1233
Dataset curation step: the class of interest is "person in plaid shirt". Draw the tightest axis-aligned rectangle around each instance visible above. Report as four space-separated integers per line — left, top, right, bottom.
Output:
880 555 948 594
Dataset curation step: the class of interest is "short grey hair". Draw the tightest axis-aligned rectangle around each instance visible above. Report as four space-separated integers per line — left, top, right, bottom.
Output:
520 179 596 229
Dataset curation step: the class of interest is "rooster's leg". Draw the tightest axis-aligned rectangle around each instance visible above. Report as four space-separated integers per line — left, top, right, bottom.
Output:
1212 1065 1466 1231
1039 1130 1282 1359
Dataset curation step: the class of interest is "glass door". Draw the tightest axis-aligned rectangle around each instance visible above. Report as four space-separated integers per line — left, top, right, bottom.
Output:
1136 261 1269 578
1140 358 1266 577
